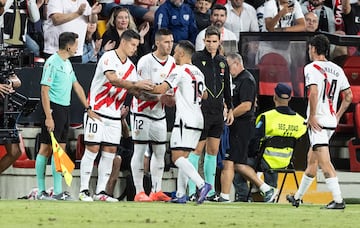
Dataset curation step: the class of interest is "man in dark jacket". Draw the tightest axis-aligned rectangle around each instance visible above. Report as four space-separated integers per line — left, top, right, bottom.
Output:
154 0 198 44
187 26 234 201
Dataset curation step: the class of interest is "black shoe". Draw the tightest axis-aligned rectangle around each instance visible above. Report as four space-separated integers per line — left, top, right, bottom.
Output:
206 193 219 202
321 200 346 210
217 196 230 203
286 194 301 208
188 193 197 202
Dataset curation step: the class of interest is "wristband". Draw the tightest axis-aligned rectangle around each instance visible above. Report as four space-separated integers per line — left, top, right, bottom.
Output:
85 106 92 112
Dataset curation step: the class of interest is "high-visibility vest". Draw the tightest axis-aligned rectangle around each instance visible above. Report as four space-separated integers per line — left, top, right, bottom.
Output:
256 110 307 169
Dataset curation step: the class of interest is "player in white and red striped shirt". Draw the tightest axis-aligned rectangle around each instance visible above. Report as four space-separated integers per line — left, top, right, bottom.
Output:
130 28 176 202
79 30 154 202
287 34 353 210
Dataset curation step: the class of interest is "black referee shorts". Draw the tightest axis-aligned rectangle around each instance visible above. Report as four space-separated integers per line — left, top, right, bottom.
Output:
199 112 225 141
39 102 70 144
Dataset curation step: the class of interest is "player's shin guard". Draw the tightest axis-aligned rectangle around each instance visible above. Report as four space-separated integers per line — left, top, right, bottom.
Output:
131 144 147 194
96 151 115 194
150 144 166 192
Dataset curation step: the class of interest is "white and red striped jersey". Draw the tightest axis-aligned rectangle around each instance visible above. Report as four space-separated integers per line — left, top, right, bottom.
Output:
166 64 207 128
304 60 350 128
88 50 137 117
132 53 176 119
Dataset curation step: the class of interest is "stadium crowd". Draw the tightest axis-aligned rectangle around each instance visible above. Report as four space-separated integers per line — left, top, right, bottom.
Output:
0 0 359 209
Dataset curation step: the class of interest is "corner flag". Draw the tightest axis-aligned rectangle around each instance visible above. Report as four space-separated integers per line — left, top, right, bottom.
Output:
50 132 75 186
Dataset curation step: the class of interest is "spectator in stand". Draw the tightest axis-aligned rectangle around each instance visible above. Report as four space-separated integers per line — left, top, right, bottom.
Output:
264 0 305 32
43 0 101 63
2 0 40 48
301 0 335 33
194 0 212 31
82 22 102 63
99 0 155 23
224 0 259 42
100 7 151 63
256 0 268 32
304 11 319 32
195 4 237 51
154 0 198 44
342 0 360 55
26 0 47 57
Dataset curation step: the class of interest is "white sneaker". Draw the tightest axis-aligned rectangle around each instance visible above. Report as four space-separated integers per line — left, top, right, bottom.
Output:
79 190 93 202
93 191 118 202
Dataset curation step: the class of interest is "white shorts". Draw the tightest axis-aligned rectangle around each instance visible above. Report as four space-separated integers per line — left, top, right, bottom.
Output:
170 122 202 151
130 114 167 144
83 113 122 145
308 128 334 149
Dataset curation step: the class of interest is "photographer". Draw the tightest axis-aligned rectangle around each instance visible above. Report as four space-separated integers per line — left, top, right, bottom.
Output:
0 71 22 174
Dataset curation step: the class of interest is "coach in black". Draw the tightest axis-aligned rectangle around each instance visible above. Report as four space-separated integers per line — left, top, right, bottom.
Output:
218 52 278 202
187 26 234 201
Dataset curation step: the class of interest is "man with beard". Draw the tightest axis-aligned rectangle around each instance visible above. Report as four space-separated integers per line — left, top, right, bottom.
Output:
195 4 237 51
301 0 335 33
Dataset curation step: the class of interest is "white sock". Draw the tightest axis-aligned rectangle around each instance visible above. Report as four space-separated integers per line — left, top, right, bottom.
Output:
80 149 98 192
176 168 189 198
174 157 205 189
259 183 271 193
220 193 230 200
295 174 314 200
130 144 147 194
325 177 343 203
96 151 115 194
150 144 166 192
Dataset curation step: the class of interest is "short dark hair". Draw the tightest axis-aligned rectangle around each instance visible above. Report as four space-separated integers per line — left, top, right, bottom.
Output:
205 25 220 40
120 29 140 42
309 34 330 56
177 40 195 56
211 4 227 16
155 28 173 41
59 32 78 50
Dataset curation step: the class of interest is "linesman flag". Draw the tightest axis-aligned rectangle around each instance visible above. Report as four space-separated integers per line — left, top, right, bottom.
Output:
50 132 75 186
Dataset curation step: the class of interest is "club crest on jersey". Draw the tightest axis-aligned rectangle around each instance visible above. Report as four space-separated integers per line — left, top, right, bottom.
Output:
160 73 166 78
183 14 189 21
202 61 206 66
352 73 359 80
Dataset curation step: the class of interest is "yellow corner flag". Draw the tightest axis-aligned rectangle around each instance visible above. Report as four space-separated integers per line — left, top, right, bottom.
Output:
50 132 75 186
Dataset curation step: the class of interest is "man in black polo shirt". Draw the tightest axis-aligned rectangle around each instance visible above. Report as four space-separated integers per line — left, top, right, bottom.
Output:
218 52 278 202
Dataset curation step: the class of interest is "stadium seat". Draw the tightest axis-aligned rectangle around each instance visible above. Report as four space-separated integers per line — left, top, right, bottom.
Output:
336 56 360 134
348 103 360 172
248 136 299 202
13 134 36 168
257 53 292 96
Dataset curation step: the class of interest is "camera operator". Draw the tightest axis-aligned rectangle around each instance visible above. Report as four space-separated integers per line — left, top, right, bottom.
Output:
0 71 22 174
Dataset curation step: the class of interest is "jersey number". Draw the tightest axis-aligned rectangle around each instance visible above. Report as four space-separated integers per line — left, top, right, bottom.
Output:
192 81 204 104
88 123 98 133
322 79 337 103
134 119 144 130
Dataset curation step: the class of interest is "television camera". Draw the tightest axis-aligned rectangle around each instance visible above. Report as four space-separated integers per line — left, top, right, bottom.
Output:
0 48 39 144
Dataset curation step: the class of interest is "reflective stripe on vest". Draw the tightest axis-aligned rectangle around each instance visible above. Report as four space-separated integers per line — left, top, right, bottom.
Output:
256 110 306 169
